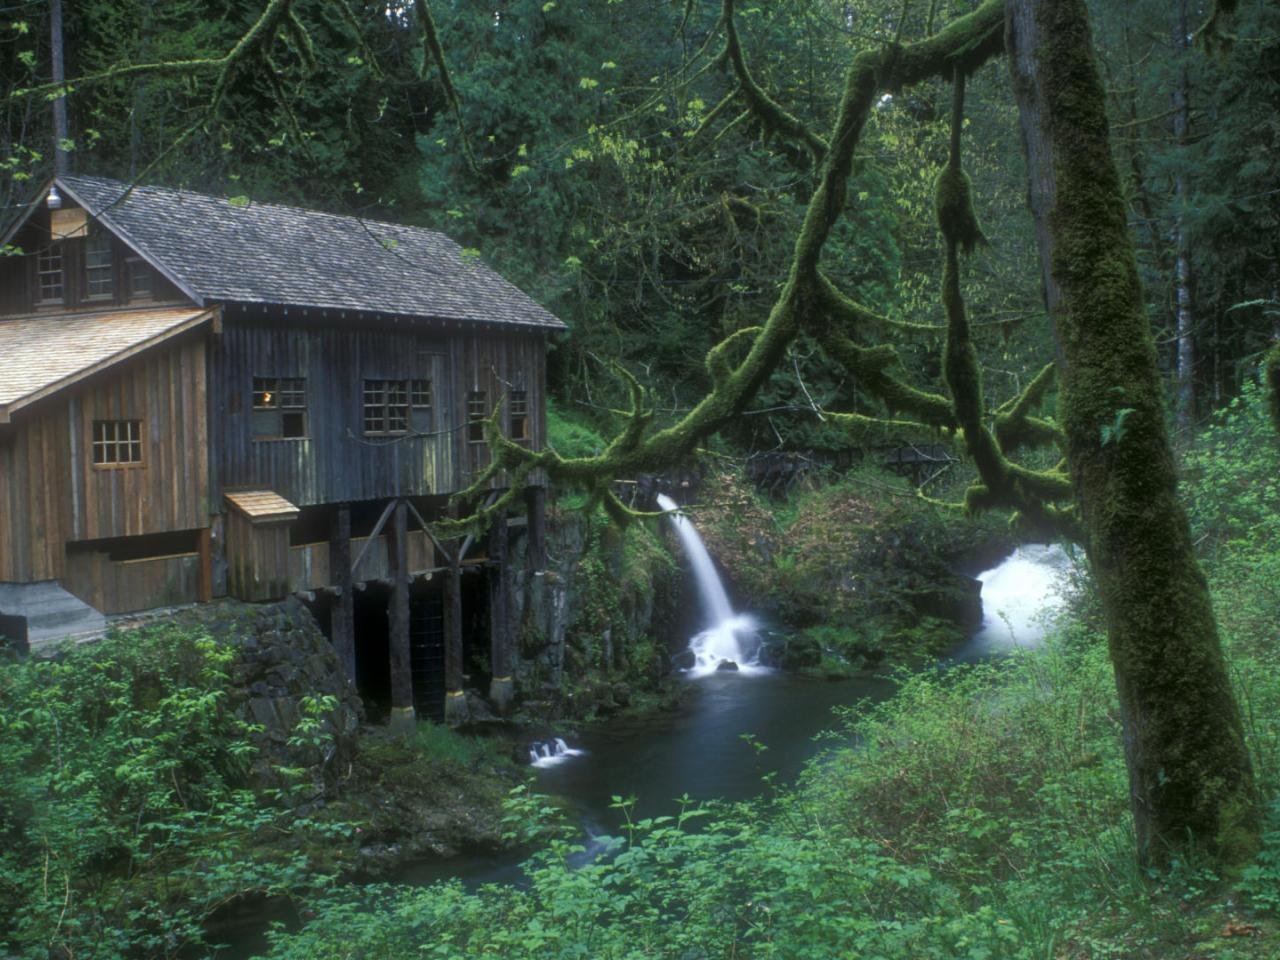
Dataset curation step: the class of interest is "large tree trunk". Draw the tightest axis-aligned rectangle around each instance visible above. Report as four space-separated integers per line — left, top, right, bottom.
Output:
1005 0 1258 868
1172 0 1196 437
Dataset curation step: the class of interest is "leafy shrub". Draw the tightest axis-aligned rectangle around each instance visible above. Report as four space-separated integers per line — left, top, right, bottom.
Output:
0 624 348 957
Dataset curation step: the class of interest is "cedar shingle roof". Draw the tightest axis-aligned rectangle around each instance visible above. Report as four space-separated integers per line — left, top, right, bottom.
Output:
224 490 300 521
56 175 566 331
0 307 217 422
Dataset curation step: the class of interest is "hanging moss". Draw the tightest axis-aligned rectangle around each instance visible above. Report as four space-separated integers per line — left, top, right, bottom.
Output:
934 166 986 254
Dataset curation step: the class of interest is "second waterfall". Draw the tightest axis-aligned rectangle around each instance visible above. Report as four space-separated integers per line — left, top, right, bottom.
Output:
656 493 762 676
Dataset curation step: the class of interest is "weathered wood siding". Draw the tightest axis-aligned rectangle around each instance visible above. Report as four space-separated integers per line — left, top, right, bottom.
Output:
226 510 292 602
64 547 201 614
0 335 209 582
289 530 434 592
0 209 186 315
211 316 548 503
454 329 548 483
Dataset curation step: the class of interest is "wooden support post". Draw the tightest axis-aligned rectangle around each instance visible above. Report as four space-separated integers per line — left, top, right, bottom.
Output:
443 549 468 727
487 510 514 714
329 503 356 683
387 498 415 734
197 527 213 603
521 485 548 657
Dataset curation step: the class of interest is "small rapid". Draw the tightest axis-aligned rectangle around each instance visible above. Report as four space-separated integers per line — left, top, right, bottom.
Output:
656 494 763 676
528 737 584 769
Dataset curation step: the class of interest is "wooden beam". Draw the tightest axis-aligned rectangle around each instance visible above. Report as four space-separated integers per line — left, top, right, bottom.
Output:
329 503 356 683
387 498 415 734
404 498 452 564
351 497 397 578
197 527 213 603
488 510 513 713
443 552 467 727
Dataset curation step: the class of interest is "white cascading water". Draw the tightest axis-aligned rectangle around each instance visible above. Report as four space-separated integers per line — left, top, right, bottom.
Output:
968 543 1070 654
656 493 761 676
529 737 584 768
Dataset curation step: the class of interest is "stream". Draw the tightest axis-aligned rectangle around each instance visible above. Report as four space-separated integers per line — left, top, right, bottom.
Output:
215 519 1069 956
404 514 1070 888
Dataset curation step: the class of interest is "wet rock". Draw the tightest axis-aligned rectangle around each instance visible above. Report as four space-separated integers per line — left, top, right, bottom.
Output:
671 649 696 671
758 632 822 670
716 659 740 672
908 573 983 629
175 597 364 795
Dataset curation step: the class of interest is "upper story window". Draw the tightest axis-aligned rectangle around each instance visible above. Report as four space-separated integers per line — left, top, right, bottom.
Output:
509 390 529 442
126 255 153 299
92 420 142 466
364 379 432 435
37 244 63 304
467 391 488 443
252 376 307 439
363 379 409 435
85 228 113 299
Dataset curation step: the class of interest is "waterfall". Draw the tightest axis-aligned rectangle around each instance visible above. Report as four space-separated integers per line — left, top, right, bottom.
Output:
967 543 1070 655
656 494 760 676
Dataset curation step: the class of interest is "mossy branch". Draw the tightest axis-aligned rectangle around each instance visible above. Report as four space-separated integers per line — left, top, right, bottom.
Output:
415 0 484 180
8 0 294 103
994 362 1063 452
722 0 829 162
705 326 763 387
453 0 1007 529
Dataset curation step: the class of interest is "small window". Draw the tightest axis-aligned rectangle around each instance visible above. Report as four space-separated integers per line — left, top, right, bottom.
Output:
92 420 142 466
127 256 153 299
363 379 410 435
411 379 432 408
37 244 63 303
85 228 113 299
467 391 488 443
509 390 529 442
252 376 307 439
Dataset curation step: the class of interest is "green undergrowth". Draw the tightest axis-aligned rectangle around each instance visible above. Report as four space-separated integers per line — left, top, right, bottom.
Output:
260 384 1280 959
259 627 1280 960
0 625 354 958
698 465 1009 667
0 623 522 959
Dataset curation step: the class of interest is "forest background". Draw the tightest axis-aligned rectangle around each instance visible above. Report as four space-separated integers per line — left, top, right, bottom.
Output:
3 0 1280 957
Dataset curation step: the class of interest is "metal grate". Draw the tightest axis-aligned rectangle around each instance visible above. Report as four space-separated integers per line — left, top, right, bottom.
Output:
409 588 446 721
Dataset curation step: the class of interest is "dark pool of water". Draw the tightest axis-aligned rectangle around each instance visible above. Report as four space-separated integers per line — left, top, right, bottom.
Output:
402 667 897 888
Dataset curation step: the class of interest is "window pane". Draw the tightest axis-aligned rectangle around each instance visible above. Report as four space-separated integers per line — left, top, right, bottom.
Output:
467 391 487 443
253 377 278 409
127 257 153 298
37 244 63 302
85 228 113 298
411 379 432 407
92 420 142 465
509 390 529 441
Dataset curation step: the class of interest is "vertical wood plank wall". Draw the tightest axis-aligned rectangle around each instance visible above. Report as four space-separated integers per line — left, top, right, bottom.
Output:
0 334 209 583
211 316 548 505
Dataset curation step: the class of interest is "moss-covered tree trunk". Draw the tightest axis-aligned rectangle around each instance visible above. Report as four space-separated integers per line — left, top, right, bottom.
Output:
1006 0 1258 867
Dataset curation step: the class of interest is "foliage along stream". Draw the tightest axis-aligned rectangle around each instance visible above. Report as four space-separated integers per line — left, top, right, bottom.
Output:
221 531 1068 957
407 527 1068 889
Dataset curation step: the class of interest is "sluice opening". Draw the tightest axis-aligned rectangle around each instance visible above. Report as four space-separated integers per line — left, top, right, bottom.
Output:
353 583 392 722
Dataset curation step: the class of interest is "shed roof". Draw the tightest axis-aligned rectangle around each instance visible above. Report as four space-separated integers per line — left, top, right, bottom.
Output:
0 306 217 422
52 175 566 331
224 490 300 521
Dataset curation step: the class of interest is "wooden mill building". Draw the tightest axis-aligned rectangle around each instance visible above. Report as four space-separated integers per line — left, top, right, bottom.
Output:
0 174 564 726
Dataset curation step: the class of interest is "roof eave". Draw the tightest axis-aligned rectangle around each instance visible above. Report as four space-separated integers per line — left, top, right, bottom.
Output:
55 176 208 308
0 306 219 423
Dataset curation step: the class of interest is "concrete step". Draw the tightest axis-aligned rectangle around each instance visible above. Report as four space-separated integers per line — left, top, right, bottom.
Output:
0 581 107 648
